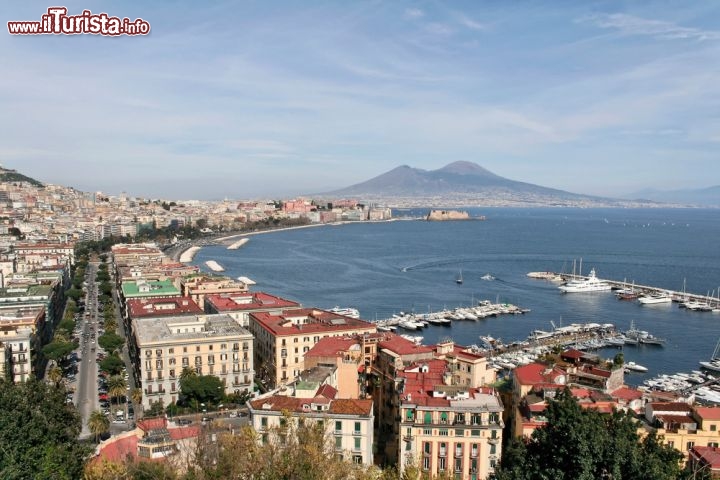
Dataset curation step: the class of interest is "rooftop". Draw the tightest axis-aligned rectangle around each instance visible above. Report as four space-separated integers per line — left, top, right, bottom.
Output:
695 407 720 422
122 279 180 298
514 363 566 387
250 396 373 416
251 309 375 337
134 314 251 345
378 334 434 356
206 292 300 312
127 297 203 319
305 336 359 358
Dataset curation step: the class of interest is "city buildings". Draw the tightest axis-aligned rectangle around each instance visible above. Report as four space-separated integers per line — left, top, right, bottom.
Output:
248 308 376 389
129 314 254 410
204 291 301 328
248 392 375 466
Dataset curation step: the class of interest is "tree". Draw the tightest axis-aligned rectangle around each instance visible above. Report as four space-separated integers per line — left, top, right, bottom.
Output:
131 388 143 416
0 378 90 479
98 332 124 353
180 374 223 406
99 354 125 376
107 375 128 421
88 409 110 443
496 389 683 480
42 340 76 363
47 365 63 387
65 288 83 302
613 352 624 367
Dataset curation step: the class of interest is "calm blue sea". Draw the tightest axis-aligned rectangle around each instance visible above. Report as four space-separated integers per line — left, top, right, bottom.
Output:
193 208 720 385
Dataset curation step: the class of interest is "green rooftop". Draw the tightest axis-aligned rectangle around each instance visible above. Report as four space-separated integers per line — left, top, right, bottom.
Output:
121 279 180 298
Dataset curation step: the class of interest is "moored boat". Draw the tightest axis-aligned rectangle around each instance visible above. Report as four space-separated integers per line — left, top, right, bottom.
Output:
558 268 612 293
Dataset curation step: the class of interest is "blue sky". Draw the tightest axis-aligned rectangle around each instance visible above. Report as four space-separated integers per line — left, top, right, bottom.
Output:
2 1 719 199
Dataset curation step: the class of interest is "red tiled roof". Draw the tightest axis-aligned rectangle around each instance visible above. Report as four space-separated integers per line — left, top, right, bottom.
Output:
316 384 338 400
562 349 584 359
514 363 565 386
251 309 375 337
611 386 643 402
95 434 139 463
127 297 203 318
206 292 300 312
650 402 693 413
695 407 720 421
656 414 695 425
378 335 434 356
305 337 358 358
528 403 547 412
691 446 720 469
138 417 167 432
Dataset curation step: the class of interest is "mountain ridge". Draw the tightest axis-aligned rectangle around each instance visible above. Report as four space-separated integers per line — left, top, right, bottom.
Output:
319 161 635 207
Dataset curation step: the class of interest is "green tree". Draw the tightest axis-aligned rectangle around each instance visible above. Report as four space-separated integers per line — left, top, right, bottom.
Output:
47 364 63 387
98 332 124 353
42 340 77 363
99 354 125 375
0 378 90 479
496 389 683 480
107 375 128 420
180 374 224 406
88 409 110 443
66 288 83 302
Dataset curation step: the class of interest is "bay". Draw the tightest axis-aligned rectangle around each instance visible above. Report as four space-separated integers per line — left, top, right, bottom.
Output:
193 207 720 386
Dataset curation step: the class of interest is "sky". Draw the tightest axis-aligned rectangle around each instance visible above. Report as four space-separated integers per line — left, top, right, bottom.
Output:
1 1 719 200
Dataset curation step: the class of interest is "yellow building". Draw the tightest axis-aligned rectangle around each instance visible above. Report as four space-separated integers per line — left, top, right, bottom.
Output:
398 360 504 480
0 304 46 382
647 403 720 457
248 308 376 389
131 314 254 410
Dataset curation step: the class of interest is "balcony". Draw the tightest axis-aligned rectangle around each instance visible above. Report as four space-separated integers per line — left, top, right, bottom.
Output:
439 449 447 458
471 450 478 458
488 437 500 445
403 435 414 442
353 430 362 436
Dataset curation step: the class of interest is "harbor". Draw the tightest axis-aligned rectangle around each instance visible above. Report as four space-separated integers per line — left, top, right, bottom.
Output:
528 269 720 312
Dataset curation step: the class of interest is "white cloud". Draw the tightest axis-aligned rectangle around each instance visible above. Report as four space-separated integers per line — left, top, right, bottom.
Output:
404 8 424 19
456 14 485 31
578 13 720 41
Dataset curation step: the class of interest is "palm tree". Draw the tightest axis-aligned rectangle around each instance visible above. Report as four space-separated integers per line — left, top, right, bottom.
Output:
47 364 63 387
180 366 197 380
131 387 143 417
88 409 110 443
107 375 127 420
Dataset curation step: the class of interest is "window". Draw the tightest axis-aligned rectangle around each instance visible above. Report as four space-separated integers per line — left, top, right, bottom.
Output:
454 457 462 473
686 441 695 451
439 442 447 457
439 429 448 436
440 412 448 424
423 456 430 471
424 412 432 424
294 338 298 343
169 348 174 354
406 409 414 421
712 425 718 432
353 455 362 464
335 436 342 449
490 444 496 455
423 428 432 435
471 444 478 457
710 442 720 448
455 429 464 437
438 456 446 471
354 422 361 434
335 421 342 433
353 437 361 451
491 429 498 439
423 442 431 455
471 430 480 437
196 346 200 352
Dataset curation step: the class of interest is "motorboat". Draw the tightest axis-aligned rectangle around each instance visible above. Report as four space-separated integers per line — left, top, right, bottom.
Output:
700 338 720 372
481 273 495 281
625 361 648 373
558 269 612 293
329 306 361 319
638 293 673 305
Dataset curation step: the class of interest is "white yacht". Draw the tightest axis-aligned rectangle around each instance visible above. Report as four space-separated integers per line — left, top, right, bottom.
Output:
625 361 648 373
329 306 361 319
638 292 673 305
558 269 612 293
700 338 720 372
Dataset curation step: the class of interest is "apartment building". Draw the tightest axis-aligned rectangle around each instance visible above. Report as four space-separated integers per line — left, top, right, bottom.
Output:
204 291 301 328
397 360 504 480
180 276 249 310
248 308 376 389
648 404 720 458
131 314 254 410
248 393 375 466
0 304 45 382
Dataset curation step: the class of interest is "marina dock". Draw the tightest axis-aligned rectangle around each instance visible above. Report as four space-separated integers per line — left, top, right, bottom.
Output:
529 271 720 311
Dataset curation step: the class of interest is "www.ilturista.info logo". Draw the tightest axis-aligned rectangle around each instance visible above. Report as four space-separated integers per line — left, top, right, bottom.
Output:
8 7 150 36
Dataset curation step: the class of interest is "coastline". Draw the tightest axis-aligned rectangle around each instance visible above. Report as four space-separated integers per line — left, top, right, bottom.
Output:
176 218 413 265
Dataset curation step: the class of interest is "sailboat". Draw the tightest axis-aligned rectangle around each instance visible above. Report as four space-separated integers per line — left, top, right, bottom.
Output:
456 269 463 285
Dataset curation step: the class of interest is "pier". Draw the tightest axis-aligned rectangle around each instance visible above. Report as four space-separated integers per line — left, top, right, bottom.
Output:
530 271 720 311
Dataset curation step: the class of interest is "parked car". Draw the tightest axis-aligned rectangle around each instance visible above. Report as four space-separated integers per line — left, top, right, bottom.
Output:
176 418 192 426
